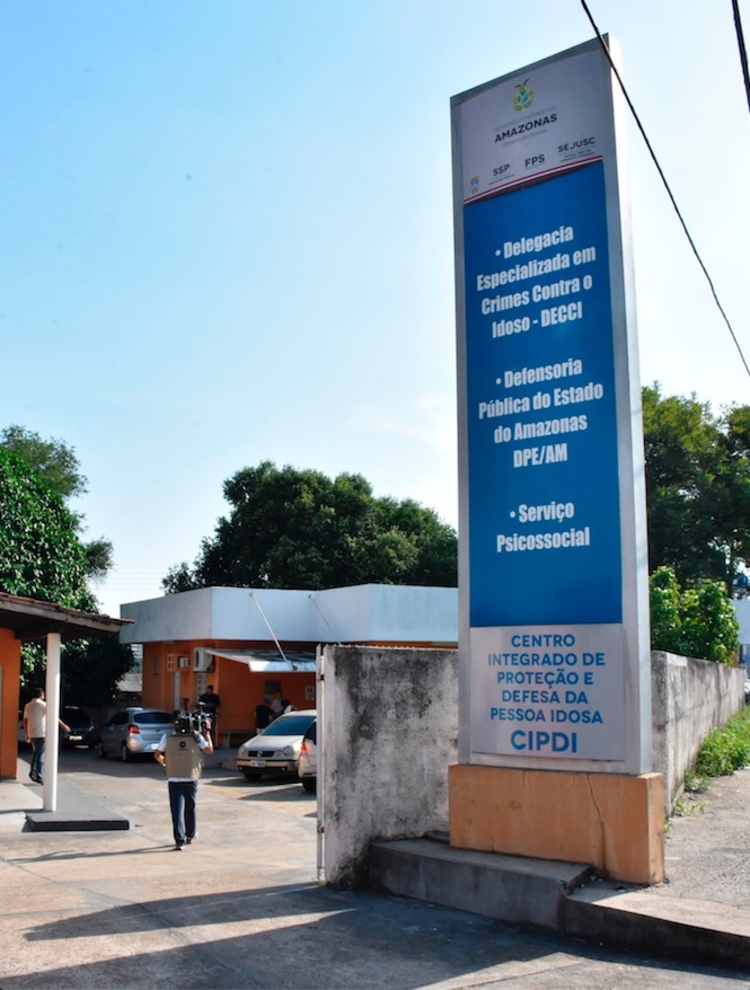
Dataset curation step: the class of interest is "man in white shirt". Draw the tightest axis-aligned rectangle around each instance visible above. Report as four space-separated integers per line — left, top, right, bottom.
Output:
22 688 70 784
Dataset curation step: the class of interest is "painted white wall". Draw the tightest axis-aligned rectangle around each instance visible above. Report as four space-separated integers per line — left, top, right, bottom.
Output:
310 585 457 644
120 588 214 642
320 645 459 888
320 647 745 888
120 584 459 646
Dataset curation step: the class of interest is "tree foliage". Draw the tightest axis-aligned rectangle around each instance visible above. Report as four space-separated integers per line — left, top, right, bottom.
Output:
59 635 134 706
0 424 88 501
0 424 113 579
0 436 129 701
643 384 750 589
163 461 457 591
0 449 93 610
649 565 739 664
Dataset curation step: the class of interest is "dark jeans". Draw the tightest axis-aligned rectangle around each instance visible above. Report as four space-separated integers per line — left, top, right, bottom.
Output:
30 737 45 780
167 780 198 846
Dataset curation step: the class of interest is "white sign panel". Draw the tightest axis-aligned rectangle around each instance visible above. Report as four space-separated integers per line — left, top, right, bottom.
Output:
460 52 607 202
470 624 625 761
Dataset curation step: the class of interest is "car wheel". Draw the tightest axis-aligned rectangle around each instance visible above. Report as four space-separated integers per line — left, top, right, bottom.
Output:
120 744 130 762
301 777 316 793
242 769 261 781
97 741 107 759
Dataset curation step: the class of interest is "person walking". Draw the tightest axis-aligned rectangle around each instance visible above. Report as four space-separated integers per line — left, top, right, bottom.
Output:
22 688 70 784
198 684 220 740
154 711 213 850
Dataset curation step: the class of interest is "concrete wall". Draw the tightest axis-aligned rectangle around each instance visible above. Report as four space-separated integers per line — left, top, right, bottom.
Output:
322 647 745 886
652 651 745 810
321 645 458 888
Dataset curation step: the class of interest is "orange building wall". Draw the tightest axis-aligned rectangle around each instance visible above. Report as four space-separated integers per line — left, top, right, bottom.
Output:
0 627 21 778
140 640 316 745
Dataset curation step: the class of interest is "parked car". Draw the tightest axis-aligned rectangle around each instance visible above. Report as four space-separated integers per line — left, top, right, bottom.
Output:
18 705 96 749
60 706 96 749
297 718 317 792
236 710 316 781
97 707 173 761
745 678 750 704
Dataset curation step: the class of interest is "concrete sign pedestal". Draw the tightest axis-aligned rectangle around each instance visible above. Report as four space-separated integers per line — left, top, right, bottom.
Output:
449 764 664 884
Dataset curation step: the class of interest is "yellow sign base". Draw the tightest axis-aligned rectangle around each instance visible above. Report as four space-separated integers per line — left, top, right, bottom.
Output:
449 764 665 885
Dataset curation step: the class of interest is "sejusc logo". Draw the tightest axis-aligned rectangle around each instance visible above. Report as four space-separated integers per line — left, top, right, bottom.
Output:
513 79 533 112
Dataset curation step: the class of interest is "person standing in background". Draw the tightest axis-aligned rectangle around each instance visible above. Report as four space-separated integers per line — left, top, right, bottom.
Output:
198 684 220 740
22 688 70 785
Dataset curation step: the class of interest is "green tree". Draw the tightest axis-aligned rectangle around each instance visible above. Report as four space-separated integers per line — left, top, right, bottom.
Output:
0 424 87 501
0 449 93 610
60 635 134 707
163 461 457 591
0 425 114 579
0 443 130 698
642 384 750 589
649 565 739 665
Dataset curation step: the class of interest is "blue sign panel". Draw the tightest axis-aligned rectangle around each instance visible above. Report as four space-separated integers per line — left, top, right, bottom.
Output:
465 162 621 627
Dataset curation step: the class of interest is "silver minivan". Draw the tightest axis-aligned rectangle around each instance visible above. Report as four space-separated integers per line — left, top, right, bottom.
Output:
97 707 173 761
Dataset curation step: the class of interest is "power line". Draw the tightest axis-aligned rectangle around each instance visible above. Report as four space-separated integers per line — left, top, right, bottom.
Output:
733 0 750 117
579 0 750 381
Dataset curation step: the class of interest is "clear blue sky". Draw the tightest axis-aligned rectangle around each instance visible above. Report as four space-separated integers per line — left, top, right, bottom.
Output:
2 1 749 615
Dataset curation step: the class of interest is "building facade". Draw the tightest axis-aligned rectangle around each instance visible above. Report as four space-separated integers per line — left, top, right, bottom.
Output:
120 585 458 745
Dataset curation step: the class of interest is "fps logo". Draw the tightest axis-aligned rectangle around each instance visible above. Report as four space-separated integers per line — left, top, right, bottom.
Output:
513 79 533 112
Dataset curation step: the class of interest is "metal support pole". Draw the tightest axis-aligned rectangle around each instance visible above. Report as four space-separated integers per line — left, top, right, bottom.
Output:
249 593 288 662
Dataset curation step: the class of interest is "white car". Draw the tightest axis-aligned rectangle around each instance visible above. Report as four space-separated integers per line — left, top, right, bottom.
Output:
236 710 316 781
297 719 317 793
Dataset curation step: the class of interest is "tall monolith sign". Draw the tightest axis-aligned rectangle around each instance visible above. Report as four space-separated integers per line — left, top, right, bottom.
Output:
449 37 664 884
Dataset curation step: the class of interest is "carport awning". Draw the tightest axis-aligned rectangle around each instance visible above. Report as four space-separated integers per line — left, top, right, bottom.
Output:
0 590 130 642
205 649 317 672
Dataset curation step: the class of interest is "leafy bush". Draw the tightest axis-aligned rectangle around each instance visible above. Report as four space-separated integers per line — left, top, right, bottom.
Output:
695 707 750 777
681 580 740 664
650 565 739 664
650 566 684 655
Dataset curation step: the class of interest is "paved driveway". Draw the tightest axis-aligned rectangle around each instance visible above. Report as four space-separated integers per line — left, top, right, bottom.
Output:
1 749 746 989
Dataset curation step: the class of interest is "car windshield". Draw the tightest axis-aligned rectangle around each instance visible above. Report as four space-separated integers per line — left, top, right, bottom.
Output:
64 708 91 724
260 714 315 736
134 711 172 725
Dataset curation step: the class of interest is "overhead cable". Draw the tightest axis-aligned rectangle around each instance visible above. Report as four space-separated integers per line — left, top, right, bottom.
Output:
579 0 750 380
732 0 750 117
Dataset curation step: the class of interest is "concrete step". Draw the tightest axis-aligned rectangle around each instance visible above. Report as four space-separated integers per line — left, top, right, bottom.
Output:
369 837 592 932
26 811 129 832
564 881 750 970
370 838 750 971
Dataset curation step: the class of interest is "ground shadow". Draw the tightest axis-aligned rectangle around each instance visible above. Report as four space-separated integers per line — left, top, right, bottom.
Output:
11 882 747 990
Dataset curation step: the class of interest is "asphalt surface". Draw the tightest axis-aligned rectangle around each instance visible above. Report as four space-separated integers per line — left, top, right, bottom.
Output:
1 747 749 989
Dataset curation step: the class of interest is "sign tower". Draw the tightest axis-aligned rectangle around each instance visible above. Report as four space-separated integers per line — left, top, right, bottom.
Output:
450 37 664 884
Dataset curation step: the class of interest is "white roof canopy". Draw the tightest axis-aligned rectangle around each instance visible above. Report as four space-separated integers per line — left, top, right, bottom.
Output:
205 649 317 672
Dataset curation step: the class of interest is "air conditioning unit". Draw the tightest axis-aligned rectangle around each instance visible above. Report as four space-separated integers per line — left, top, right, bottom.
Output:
177 656 190 669
193 648 215 672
